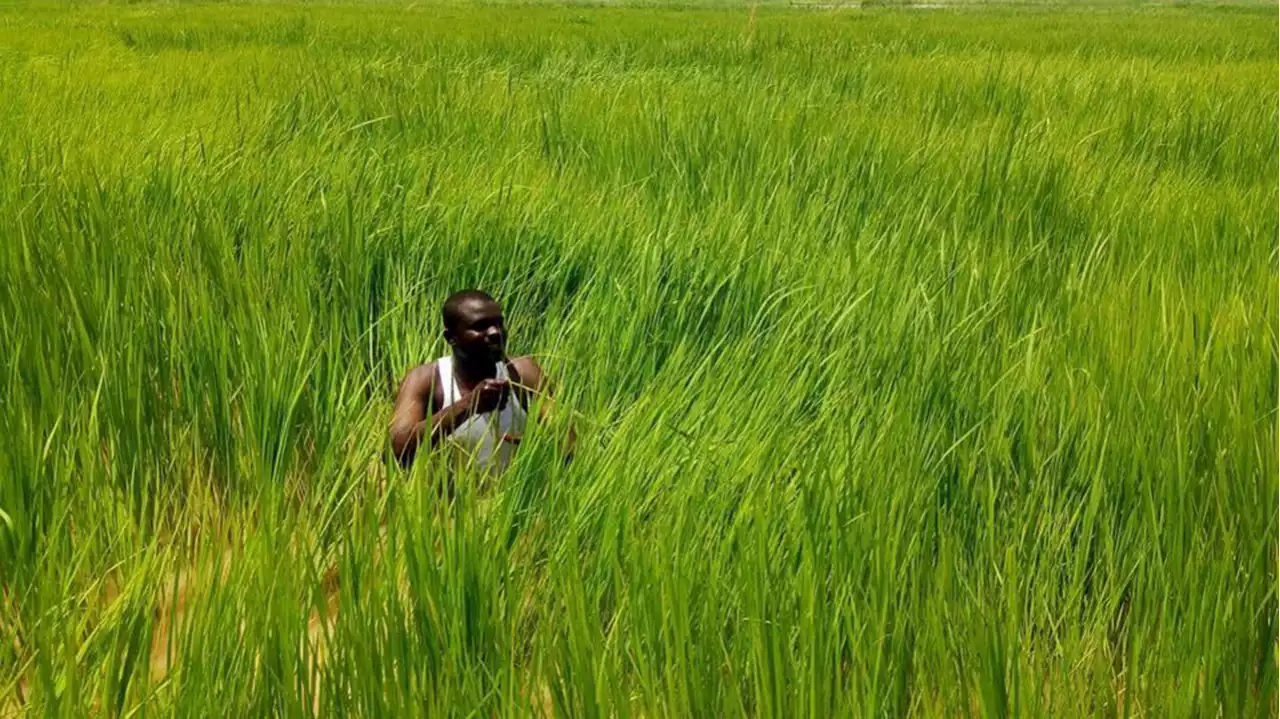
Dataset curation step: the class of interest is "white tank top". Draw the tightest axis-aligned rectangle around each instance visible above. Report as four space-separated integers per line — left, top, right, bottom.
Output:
437 355 527 475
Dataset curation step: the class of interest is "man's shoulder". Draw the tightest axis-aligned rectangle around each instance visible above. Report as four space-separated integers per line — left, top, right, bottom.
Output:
506 355 544 388
408 361 439 381
399 362 440 394
398 362 445 411
507 354 542 372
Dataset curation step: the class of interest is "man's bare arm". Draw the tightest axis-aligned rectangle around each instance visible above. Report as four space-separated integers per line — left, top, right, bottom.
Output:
390 365 436 466
389 363 490 467
508 356 575 457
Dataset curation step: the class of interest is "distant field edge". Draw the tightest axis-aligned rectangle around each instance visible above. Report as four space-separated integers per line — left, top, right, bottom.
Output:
6 0 1278 10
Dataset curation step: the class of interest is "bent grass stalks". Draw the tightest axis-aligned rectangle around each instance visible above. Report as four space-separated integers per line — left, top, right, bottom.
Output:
0 1 1276 716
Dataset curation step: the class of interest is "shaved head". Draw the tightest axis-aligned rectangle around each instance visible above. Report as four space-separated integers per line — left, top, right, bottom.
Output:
442 290 505 363
442 289 498 333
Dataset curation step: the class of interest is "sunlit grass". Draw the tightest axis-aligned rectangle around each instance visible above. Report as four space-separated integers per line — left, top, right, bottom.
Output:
0 2 1275 715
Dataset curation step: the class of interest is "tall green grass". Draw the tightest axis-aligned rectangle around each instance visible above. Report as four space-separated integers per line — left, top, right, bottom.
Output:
1 2 1276 715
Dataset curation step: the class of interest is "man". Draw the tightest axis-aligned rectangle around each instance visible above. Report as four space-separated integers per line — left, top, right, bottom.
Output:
390 290 558 472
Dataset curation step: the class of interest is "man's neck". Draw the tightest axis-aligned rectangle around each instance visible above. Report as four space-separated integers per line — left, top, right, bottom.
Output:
452 353 497 387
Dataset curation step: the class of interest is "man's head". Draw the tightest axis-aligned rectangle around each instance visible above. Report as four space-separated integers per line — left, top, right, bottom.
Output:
442 290 505 363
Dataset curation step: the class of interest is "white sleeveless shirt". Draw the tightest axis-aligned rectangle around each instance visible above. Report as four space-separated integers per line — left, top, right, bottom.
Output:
437 355 528 475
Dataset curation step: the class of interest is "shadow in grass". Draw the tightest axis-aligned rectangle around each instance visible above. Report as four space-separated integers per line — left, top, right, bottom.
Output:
115 16 310 54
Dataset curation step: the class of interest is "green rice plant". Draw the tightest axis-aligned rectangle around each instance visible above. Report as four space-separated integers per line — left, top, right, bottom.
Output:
0 1 1275 715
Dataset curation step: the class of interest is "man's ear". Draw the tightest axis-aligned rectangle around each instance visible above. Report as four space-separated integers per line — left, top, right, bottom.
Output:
443 328 456 347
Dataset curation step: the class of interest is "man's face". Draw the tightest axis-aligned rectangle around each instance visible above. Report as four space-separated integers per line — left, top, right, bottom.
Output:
446 297 506 363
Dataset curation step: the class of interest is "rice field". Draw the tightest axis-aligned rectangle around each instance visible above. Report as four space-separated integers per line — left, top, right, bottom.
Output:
0 1 1276 715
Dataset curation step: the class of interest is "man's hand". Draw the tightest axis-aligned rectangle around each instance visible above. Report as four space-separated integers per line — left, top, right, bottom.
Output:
467 378 510 415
